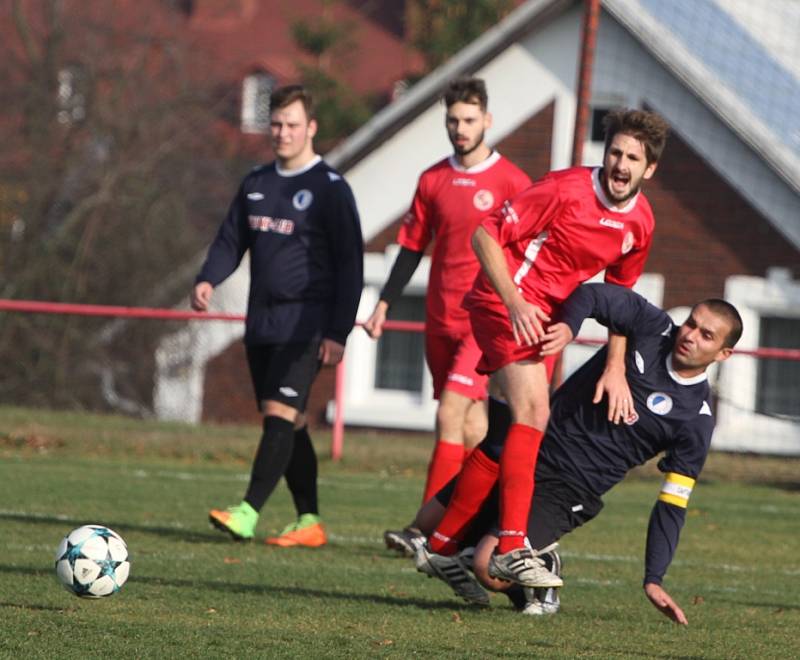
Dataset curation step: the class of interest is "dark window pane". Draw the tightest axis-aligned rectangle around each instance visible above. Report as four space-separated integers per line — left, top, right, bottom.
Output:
756 316 800 417
375 295 425 392
590 107 610 142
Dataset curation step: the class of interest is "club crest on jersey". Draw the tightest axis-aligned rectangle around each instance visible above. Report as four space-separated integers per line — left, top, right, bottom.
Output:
621 231 634 254
647 392 673 415
292 189 313 211
473 189 494 211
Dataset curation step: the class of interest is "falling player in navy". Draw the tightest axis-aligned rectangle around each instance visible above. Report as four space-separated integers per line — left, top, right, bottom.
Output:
412 282 742 624
192 85 363 547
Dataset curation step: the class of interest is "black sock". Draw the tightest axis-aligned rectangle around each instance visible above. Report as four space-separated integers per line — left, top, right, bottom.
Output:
284 426 319 516
477 396 512 462
243 416 295 512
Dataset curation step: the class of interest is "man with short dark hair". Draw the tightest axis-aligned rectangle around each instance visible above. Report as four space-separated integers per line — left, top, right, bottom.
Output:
363 78 532 554
413 283 742 624
192 84 363 546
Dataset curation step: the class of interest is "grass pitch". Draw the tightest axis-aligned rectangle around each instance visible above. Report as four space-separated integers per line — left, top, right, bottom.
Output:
0 406 798 659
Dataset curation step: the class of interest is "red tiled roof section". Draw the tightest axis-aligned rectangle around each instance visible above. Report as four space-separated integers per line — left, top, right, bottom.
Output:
188 0 425 96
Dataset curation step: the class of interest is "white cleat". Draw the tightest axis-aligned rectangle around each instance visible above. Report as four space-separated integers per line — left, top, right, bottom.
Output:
384 526 426 557
521 586 560 616
488 544 563 588
415 544 490 606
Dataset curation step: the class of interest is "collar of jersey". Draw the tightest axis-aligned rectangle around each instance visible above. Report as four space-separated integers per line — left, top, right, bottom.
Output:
592 167 640 214
665 353 708 386
448 150 500 174
276 155 322 178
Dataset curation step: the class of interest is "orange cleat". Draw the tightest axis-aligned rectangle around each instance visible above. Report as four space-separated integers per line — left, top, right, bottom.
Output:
265 517 327 547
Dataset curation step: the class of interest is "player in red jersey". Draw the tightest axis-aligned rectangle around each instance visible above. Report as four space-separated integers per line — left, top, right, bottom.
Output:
418 109 670 588
363 78 532 555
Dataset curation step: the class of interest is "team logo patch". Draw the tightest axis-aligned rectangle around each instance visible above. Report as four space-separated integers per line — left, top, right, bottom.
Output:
279 386 299 398
292 189 313 211
247 192 264 201
473 189 494 211
621 231 634 254
647 392 673 415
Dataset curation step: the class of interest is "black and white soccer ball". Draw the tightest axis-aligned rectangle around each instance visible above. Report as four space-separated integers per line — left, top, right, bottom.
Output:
54 525 130 598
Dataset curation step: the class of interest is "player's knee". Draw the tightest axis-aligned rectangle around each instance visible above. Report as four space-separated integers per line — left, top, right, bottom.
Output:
512 402 550 431
463 414 488 449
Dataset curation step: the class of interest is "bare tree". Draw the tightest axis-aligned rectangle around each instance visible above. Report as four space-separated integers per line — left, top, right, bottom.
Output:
0 0 246 409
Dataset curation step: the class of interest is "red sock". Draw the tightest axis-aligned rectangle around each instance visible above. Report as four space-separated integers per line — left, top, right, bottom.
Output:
497 423 544 554
422 440 464 504
429 450 499 556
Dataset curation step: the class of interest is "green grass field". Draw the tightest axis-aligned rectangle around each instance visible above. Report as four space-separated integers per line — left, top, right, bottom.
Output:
1 406 798 659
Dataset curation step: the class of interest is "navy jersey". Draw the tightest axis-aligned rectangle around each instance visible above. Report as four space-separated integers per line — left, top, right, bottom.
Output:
543 283 715 584
197 156 364 345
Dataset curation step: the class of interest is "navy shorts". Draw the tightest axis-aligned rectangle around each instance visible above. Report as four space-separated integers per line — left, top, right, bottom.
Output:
246 340 322 412
434 459 603 551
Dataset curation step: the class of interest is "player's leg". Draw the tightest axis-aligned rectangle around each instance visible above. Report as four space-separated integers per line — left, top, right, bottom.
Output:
265 412 327 547
384 333 474 555
425 396 510 555
486 359 564 586
426 389 474 500
209 342 319 542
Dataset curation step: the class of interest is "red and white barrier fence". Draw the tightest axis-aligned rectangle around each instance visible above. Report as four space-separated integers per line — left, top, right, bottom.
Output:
2 298 800 460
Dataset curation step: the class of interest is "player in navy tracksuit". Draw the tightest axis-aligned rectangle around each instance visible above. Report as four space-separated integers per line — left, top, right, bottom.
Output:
192 85 363 547
413 283 742 624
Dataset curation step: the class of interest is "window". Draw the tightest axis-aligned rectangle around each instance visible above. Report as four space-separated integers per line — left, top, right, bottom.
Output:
590 107 611 143
57 66 87 125
375 295 425 392
240 72 274 134
755 316 800 417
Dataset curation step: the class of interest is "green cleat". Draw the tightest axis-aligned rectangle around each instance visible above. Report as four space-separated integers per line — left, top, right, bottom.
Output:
208 501 258 541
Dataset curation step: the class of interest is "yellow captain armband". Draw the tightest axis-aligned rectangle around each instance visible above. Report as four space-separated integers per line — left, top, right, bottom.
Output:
658 473 696 508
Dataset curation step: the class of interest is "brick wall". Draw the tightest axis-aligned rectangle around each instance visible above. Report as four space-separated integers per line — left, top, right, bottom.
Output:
644 132 799 308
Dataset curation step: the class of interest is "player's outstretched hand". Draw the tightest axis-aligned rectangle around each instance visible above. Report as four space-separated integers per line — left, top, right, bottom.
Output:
644 583 688 625
506 295 550 346
363 300 389 339
191 282 214 312
540 322 573 355
319 338 346 366
593 365 635 424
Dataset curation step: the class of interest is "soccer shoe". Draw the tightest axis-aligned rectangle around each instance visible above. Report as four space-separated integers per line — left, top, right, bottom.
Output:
383 526 426 557
488 544 563 588
521 586 561 616
265 514 327 547
415 544 490 606
522 543 562 614
208 502 258 541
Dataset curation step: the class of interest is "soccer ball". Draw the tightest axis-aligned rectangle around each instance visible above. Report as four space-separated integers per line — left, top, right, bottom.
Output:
54 525 130 598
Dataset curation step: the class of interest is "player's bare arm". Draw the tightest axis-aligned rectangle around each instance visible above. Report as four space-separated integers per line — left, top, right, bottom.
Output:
644 582 688 625
363 300 389 339
191 282 214 312
472 226 549 345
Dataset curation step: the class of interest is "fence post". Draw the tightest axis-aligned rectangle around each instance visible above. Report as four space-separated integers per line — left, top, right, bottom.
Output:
331 357 346 461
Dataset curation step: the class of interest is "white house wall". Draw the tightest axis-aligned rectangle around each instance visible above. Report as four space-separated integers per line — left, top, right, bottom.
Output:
594 10 800 251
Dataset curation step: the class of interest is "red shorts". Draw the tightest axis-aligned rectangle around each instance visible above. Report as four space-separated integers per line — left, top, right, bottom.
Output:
470 304 559 380
425 331 489 401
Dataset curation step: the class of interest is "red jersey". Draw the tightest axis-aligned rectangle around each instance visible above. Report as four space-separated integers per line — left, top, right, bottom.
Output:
397 152 531 335
466 167 654 317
